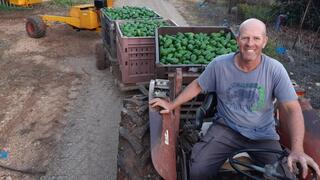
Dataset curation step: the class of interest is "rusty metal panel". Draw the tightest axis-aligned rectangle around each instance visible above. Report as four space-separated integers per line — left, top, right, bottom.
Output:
278 99 320 174
149 80 177 180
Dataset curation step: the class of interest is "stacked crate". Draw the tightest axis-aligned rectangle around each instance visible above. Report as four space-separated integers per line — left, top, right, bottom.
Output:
100 7 162 59
115 20 177 84
100 12 118 58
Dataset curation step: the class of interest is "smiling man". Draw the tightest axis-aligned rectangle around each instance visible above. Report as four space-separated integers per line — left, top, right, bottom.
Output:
149 18 320 179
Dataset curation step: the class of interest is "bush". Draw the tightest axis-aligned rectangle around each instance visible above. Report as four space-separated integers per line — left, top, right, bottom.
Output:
238 3 276 22
263 38 279 59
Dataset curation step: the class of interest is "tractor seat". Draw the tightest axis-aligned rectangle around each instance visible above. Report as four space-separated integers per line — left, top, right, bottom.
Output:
194 92 217 130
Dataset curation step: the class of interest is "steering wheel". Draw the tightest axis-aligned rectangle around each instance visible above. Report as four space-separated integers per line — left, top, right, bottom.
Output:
228 148 317 180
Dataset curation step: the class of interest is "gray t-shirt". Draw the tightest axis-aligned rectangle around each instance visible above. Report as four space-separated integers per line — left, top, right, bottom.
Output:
198 52 297 140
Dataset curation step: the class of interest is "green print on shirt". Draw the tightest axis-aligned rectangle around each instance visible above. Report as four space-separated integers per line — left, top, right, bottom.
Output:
251 85 265 112
226 83 266 112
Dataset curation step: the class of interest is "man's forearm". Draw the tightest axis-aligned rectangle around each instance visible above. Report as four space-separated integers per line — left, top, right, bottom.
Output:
283 101 305 152
171 79 202 109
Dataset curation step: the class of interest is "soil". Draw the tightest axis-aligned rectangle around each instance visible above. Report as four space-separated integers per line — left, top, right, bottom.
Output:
0 0 319 179
0 7 121 179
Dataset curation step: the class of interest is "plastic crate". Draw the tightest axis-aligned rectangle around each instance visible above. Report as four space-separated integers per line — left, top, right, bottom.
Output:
100 8 162 59
155 26 236 77
115 20 177 84
100 11 118 58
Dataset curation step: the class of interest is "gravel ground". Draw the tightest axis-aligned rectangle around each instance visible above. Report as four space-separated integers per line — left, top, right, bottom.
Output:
41 57 122 180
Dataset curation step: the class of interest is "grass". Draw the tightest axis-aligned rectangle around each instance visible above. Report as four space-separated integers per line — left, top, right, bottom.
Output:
0 4 10 10
0 3 29 10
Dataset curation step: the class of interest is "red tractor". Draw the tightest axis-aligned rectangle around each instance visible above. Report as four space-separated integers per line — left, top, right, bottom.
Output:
116 68 319 180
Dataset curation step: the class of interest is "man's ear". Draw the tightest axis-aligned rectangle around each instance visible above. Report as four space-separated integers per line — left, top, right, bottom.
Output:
263 36 268 48
236 35 240 45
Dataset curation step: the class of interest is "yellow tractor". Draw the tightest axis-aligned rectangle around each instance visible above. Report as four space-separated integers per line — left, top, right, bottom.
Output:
6 0 41 6
25 0 113 38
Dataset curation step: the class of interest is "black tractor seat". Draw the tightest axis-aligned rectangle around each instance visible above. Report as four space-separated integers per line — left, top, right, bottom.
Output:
194 92 217 130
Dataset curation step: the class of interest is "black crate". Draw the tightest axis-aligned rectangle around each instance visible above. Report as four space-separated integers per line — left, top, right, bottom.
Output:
100 11 118 58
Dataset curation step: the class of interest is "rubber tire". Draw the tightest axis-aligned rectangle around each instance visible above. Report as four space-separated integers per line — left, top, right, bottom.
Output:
117 94 161 180
26 16 46 38
95 42 109 70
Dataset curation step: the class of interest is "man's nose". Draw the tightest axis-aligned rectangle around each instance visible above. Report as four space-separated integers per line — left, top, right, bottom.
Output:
246 37 254 46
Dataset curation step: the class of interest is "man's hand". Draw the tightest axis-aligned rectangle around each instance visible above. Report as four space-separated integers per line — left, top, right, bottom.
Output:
287 151 320 178
149 79 202 114
149 98 174 114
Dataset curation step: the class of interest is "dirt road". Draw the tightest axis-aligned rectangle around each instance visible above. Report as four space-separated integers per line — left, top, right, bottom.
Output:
41 58 122 180
0 0 187 179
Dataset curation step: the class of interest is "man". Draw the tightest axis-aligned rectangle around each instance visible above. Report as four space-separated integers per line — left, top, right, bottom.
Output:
149 18 320 179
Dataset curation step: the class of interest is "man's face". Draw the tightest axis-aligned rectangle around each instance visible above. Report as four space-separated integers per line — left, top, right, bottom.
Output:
236 26 268 63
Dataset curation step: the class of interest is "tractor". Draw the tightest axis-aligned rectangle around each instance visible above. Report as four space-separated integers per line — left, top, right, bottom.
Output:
116 67 320 180
1 0 41 7
25 0 113 38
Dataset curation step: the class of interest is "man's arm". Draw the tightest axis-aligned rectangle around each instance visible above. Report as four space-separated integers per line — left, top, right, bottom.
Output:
279 100 320 178
279 100 304 152
149 79 202 114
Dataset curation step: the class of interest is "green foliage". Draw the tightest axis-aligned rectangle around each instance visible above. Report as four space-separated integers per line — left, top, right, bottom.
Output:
0 4 13 10
273 0 320 30
0 3 28 10
238 3 276 22
263 38 278 59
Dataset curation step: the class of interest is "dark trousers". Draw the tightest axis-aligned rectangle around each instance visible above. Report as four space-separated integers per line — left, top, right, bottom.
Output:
189 122 289 180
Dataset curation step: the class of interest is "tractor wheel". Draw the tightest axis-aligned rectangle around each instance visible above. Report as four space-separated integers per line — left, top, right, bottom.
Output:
26 16 46 38
95 42 109 70
117 94 161 180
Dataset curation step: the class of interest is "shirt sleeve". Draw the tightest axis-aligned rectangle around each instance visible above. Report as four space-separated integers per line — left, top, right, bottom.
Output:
273 63 298 102
197 60 216 93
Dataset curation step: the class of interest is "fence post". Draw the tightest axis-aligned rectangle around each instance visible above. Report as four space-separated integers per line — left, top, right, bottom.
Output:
292 0 312 49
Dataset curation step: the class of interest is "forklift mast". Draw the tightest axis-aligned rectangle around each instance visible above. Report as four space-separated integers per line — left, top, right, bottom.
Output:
94 0 112 9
